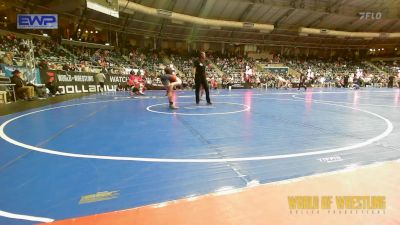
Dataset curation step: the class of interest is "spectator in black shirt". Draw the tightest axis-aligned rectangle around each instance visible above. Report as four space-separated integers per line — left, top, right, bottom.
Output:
298 73 307 91
10 70 35 100
343 74 349 88
388 74 395 88
193 52 212 105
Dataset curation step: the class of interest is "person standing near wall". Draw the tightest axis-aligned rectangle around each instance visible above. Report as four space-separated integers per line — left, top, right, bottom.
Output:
95 71 106 92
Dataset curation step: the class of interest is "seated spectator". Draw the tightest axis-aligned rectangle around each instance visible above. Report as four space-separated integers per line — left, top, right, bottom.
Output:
45 73 61 96
210 76 218 90
10 70 35 100
116 83 126 91
2 52 15 65
127 70 145 95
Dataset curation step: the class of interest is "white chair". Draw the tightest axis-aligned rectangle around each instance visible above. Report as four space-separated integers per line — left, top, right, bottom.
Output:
0 91 7 104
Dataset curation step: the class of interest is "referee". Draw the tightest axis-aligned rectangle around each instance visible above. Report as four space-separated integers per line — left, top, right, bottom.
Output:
193 51 212 105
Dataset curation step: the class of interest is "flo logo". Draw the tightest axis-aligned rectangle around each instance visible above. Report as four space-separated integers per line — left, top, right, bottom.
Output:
359 12 382 20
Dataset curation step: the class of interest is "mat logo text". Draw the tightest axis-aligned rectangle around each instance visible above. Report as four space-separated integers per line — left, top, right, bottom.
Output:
288 196 386 210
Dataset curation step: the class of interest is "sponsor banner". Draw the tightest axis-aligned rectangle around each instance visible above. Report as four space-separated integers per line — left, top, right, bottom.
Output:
17 14 58 29
57 84 117 94
41 70 132 94
0 64 41 83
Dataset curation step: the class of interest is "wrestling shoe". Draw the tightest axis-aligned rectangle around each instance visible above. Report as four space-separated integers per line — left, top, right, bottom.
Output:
169 104 179 110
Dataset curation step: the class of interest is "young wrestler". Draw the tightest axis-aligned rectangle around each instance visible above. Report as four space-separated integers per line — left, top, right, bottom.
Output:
161 67 182 109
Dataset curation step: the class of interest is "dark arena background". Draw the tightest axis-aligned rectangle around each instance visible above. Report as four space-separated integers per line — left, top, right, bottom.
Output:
0 0 400 224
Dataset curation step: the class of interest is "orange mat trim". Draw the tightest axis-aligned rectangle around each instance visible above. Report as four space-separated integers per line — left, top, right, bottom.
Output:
40 161 400 225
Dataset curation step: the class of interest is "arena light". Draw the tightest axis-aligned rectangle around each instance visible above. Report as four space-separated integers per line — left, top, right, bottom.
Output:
78 28 81 31
157 9 172 17
43 33 48 37
105 42 110 46
95 30 98 34
320 29 329 34
243 22 255 29
4 16 7 20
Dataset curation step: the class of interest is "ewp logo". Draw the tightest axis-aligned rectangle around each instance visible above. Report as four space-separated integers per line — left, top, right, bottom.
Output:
17 14 58 29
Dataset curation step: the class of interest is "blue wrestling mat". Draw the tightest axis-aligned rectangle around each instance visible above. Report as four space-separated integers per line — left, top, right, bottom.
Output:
0 88 399 224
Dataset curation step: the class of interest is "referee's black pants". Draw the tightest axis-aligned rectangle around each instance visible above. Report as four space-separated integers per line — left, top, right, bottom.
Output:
195 78 211 104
